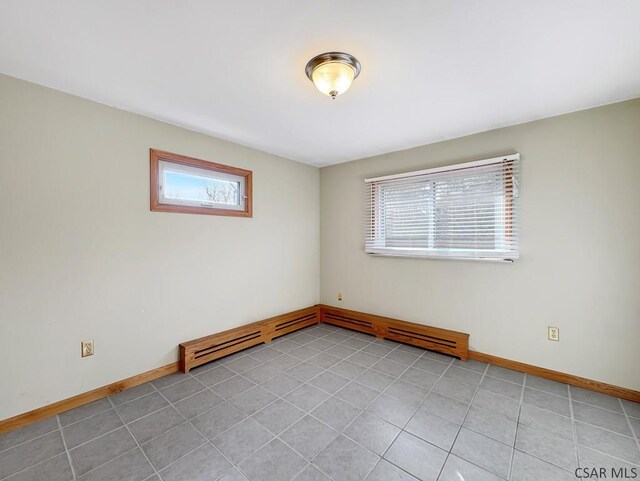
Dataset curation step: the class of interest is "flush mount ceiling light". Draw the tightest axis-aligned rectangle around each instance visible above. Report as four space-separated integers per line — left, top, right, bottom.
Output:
305 52 361 99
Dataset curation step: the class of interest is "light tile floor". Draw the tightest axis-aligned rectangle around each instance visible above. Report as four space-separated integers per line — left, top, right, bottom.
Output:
2 324 639 481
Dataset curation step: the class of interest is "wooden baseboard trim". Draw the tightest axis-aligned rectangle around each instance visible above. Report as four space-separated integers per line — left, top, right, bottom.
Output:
0 362 179 435
469 351 640 403
319 304 470 361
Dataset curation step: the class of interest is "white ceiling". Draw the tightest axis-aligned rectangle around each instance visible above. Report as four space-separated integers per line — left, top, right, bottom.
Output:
1 1 639 166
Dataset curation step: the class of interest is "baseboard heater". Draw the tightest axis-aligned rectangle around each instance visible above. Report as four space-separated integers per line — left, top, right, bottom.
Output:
179 304 469 372
180 306 321 372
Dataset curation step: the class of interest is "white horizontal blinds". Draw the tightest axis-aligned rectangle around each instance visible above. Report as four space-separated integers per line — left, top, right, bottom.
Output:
365 154 520 260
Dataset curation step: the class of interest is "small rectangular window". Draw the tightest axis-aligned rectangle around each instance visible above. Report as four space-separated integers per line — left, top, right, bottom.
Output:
365 154 520 261
150 149 252 217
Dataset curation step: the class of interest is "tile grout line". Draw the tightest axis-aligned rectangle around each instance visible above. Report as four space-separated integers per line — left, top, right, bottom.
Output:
433 362 492 481
620 398 640 458
568 384 582 472
56 415 78 481
507 372 527 481
106 397 164 480
149 381 239 481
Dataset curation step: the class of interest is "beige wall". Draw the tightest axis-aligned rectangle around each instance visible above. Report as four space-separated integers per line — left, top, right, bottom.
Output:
320 99 640 391
0 75 320 420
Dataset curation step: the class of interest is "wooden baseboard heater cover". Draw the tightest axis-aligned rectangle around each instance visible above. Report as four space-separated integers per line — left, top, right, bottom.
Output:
320 305 470 361
180 306 321 372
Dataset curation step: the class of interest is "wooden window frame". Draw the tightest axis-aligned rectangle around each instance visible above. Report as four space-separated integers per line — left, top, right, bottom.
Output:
150 149 253 217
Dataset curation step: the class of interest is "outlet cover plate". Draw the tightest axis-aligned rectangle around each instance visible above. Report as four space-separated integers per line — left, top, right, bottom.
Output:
548 327 559 341
81 340 94 357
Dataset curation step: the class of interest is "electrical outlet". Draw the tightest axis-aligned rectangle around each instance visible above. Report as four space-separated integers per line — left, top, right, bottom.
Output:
81 340 94 357
548 327 559 342
337 292 343 301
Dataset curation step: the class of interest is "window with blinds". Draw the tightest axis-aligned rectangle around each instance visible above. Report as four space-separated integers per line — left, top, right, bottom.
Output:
365 154 520 261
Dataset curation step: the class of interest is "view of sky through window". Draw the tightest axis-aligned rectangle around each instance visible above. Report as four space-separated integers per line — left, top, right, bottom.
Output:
164 171 240 205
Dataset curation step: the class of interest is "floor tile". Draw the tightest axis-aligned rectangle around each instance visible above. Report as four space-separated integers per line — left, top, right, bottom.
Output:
150 372 191 390
59 398 112 426
5 453 73 481
384 432 447 481
63 409 123 448
362 343 394 357
385 349 420 366
259 373 303 396
348 352 381 368
356 370 396 392
128 406 184 444
242 364 282 384
308 353 342 370
239 438 307 481
160 378 205 403
451 428 512 479
622 400 640 419
479 376 522 400
420 392 469 424
0 431 65 479
411 358 448 376
575 421 640 464
443 366 483 385
371 359 406 377
229 386 277 415
335 382 380 409
69 427 137 477
515 424 577 471
510 450 575 481
252 399 305 434
284 384 331 412
524 376 568 398
485 365 525 384
116 393 169 424
522 388 570 417
399 368 439 390
290 346 323 361
196 366 236 387
343 412 400 456
225 355 263 373
472 389 520 421
173 389 224 419
109 383 155 407
324 333 353 345
365 459 419 481
281 415 338 460
0 416 58 452
571 386 623 412
330 361 367 380
211 376 256 400
630 417 640 438
159 443 232 481
264 354 301 372
405 409 459 451
79 447 154 481
306 339 336 351
213 418 274 464
578 445 640 472
421 351 455 364
247 347 282 363
437 454 503 481
572 401 632 435
462 405 517 446
384 380 427 407
142 423 205 470
341 338 371 351
294 464 333 481
452 358 487 373
518 403 573 439
431 378 476 403
221 467 251 481
366 394 415 428
309 371 350 394
272 339 304 354
311 397 361 431
191 402 246 440
314 435 380 481
287 362 325 382
326 345 358 359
